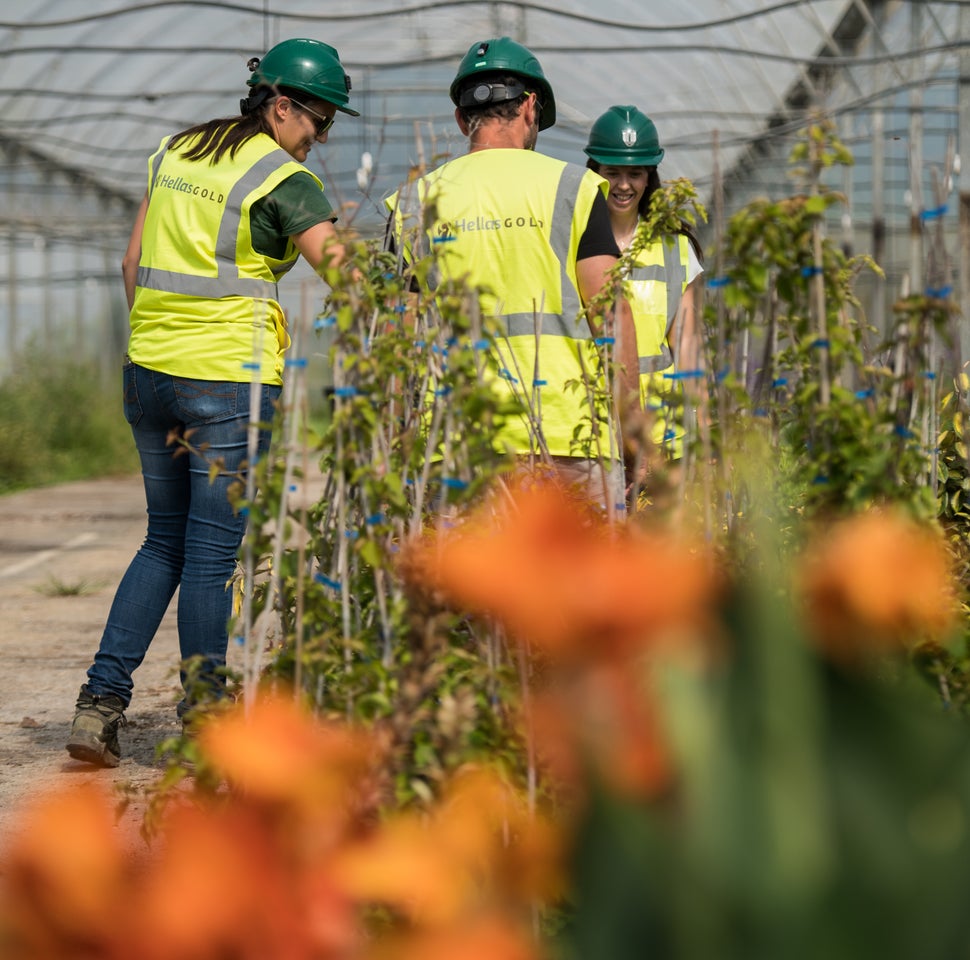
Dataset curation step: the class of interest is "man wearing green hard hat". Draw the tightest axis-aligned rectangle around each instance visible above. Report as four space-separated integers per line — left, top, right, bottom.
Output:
386 38 637 515
584 105 705 464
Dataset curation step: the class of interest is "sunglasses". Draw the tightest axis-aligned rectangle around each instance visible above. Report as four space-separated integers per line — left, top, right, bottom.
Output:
288 97 335 137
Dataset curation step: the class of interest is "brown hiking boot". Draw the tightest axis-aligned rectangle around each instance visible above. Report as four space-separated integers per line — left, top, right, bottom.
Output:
66 684 127 767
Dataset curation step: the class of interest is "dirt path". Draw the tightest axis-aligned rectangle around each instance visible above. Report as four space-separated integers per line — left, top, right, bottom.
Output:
0 468 325 866
0 474 253 856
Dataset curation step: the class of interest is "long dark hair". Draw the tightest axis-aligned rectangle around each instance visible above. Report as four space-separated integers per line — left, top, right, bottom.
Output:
167 84 307 166
587 158 702 262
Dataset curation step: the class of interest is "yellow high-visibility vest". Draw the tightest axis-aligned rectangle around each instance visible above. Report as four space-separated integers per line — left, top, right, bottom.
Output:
625 233 691 456
129 132 322 385
387 149 614 458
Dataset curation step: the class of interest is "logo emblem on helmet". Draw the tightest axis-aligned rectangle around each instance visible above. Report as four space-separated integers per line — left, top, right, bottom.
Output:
622 128 637 147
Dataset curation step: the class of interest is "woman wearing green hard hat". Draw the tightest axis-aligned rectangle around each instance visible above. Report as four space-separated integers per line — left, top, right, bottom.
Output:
584 105 704 464
66 39 359 767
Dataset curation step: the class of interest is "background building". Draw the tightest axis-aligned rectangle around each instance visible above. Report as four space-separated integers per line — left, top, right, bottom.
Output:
0 1 965 375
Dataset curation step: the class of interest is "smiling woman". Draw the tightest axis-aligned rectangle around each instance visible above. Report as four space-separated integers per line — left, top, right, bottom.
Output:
64 37 360 769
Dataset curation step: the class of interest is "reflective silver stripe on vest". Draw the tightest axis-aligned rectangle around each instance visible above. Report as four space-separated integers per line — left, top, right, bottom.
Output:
663 237 687 334
137 267 276 301
639 343 673 373
637 239 683 373
138 143 288 302
629 263 665 284
149 138 171 188
500 164 587 340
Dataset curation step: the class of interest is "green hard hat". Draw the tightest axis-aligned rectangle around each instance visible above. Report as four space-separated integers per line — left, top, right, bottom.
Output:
247 38 360 117
584 105 664 166
450 37 556 131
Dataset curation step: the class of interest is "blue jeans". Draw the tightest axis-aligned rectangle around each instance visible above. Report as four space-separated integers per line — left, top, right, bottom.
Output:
85 361 280 714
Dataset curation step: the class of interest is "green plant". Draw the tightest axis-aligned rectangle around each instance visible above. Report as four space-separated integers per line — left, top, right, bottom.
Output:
33 576 104 597
232 234 529 804
0 348 137 493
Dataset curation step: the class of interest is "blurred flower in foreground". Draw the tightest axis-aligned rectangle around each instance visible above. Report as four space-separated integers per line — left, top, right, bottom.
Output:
797 508 959 662
0 695 549 960
0 782 131 959
332 766 561 927
400 480 718 660
198 690 378 815
400 481 712 804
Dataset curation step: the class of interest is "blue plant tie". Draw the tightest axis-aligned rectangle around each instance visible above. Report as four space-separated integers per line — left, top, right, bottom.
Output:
441 477 469 489
234 635 245 647
314 573 341 590
499 369 519 383
716 367 730 382
920 204 948 221
434 386 452 396
707 276 731 288
365 513 384 525
772 377 788 388
925 286 953 299
855 388 874 399
921 371 937 380
664 369 704 380
393 304 407 314
238 506 249 517
533 379 548 387
333 386 358 397
801 265 824 277
314 316 337 329
894 424 914 438
474 339 490 350
811 338 830 349
289 484 298 492
344 530 359 540
284 357 307 368
812 474 829 485
754 408 768 417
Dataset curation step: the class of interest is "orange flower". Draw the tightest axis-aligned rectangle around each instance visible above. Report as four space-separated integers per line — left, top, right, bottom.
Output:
330 812 472 925
402 481 716 659
331 768 562 926
798 508 958 662
368 917 540 960
130 800 360 960
528 658 675 803
0 783 130 959
198 690 376 814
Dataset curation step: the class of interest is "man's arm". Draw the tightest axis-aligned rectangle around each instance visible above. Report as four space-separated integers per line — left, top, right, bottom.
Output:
576 255 639 407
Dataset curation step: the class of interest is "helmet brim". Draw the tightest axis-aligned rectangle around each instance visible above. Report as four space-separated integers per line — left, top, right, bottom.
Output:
584 147 664 167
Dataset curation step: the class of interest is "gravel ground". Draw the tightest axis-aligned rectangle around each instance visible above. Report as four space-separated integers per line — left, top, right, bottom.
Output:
0 475 221 857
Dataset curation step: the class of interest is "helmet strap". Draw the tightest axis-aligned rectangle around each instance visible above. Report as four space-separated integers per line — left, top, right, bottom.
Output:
457 77 527 109
240 86 272 117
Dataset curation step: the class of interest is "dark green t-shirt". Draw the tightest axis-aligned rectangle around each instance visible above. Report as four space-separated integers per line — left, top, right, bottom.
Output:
249 172 335 259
